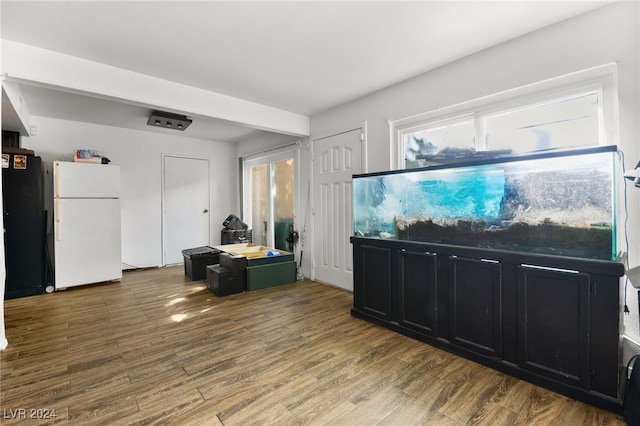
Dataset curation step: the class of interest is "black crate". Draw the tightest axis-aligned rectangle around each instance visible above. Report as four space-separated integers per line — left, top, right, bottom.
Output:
206 264 245 297
219 252 248 272
182 246 220 281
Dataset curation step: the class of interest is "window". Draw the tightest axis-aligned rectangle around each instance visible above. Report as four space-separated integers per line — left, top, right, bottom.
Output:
405 118 475 168
483 92 601 153
394 64 618 169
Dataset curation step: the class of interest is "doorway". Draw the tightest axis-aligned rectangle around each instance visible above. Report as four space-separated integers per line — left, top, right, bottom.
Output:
312 127 364 290
243 149 296 251
162 155 210 265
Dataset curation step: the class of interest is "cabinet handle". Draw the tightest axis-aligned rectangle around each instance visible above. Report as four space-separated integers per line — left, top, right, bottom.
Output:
520 264 579 274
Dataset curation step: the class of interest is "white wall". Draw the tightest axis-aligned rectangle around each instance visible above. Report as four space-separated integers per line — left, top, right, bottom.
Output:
21 116 237 268
309 2 640 356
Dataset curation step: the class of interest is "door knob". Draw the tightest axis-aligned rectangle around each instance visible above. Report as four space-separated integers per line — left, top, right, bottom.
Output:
203 209 209 213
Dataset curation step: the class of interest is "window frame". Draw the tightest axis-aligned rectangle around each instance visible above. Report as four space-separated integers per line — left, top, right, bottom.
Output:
392 63 619 170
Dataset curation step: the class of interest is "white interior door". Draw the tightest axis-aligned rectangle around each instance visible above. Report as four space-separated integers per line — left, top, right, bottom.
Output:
163 156 210 265
312 128 363 290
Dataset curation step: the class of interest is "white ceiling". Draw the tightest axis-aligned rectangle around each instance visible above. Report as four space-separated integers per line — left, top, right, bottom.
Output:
1 1 610 142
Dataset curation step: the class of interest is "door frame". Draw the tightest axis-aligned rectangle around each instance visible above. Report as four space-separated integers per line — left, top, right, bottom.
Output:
310 121 367 284
161 154 211 266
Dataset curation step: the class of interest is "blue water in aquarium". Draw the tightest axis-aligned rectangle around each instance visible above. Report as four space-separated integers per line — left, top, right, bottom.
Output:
354 167 506 237
409 169 505 219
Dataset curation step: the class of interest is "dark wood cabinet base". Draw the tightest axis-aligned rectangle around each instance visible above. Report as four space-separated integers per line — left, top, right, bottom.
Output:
351 237 625 413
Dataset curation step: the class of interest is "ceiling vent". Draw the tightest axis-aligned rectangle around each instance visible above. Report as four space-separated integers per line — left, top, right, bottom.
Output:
147 110 192 131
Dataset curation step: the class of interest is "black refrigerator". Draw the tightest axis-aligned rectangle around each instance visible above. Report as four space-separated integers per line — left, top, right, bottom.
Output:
2 152 47 299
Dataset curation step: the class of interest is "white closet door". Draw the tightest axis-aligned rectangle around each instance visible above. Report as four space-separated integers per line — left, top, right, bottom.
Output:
163 156 210 265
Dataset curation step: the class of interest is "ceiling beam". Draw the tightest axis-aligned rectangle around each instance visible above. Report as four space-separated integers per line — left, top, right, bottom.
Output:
1 40 310 137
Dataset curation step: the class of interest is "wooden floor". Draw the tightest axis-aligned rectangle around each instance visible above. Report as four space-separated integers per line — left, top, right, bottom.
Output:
1 266 626 425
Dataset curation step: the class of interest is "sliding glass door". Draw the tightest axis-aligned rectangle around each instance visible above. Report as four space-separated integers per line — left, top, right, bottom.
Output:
250 163 269 246
244 149 296 251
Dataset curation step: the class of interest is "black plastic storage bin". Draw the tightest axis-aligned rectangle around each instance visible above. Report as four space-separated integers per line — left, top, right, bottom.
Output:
182 246 220 281
219 252 248 271
206 264 245 296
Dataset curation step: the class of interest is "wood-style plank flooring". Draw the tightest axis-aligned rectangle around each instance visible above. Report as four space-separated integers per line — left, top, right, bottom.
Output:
0 266 626 425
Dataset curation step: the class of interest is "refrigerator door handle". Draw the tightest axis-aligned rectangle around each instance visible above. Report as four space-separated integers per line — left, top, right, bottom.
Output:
54 161 61 198
55 198 61 241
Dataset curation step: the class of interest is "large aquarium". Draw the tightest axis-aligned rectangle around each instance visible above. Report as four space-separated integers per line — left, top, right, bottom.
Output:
353 146 618 261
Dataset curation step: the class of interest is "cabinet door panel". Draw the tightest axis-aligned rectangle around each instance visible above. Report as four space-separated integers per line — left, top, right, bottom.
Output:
517 265 590 388
358 244 392 320
450 257 502 358
398 250 437 336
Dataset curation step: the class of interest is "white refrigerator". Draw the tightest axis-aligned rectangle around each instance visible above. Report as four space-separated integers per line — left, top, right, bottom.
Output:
54 161 122 289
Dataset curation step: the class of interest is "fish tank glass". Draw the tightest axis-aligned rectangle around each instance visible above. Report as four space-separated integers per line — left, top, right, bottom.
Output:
353 146 618 261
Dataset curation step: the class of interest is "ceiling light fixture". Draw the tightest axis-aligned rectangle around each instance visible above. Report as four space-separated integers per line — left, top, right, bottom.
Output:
147 110 192 131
